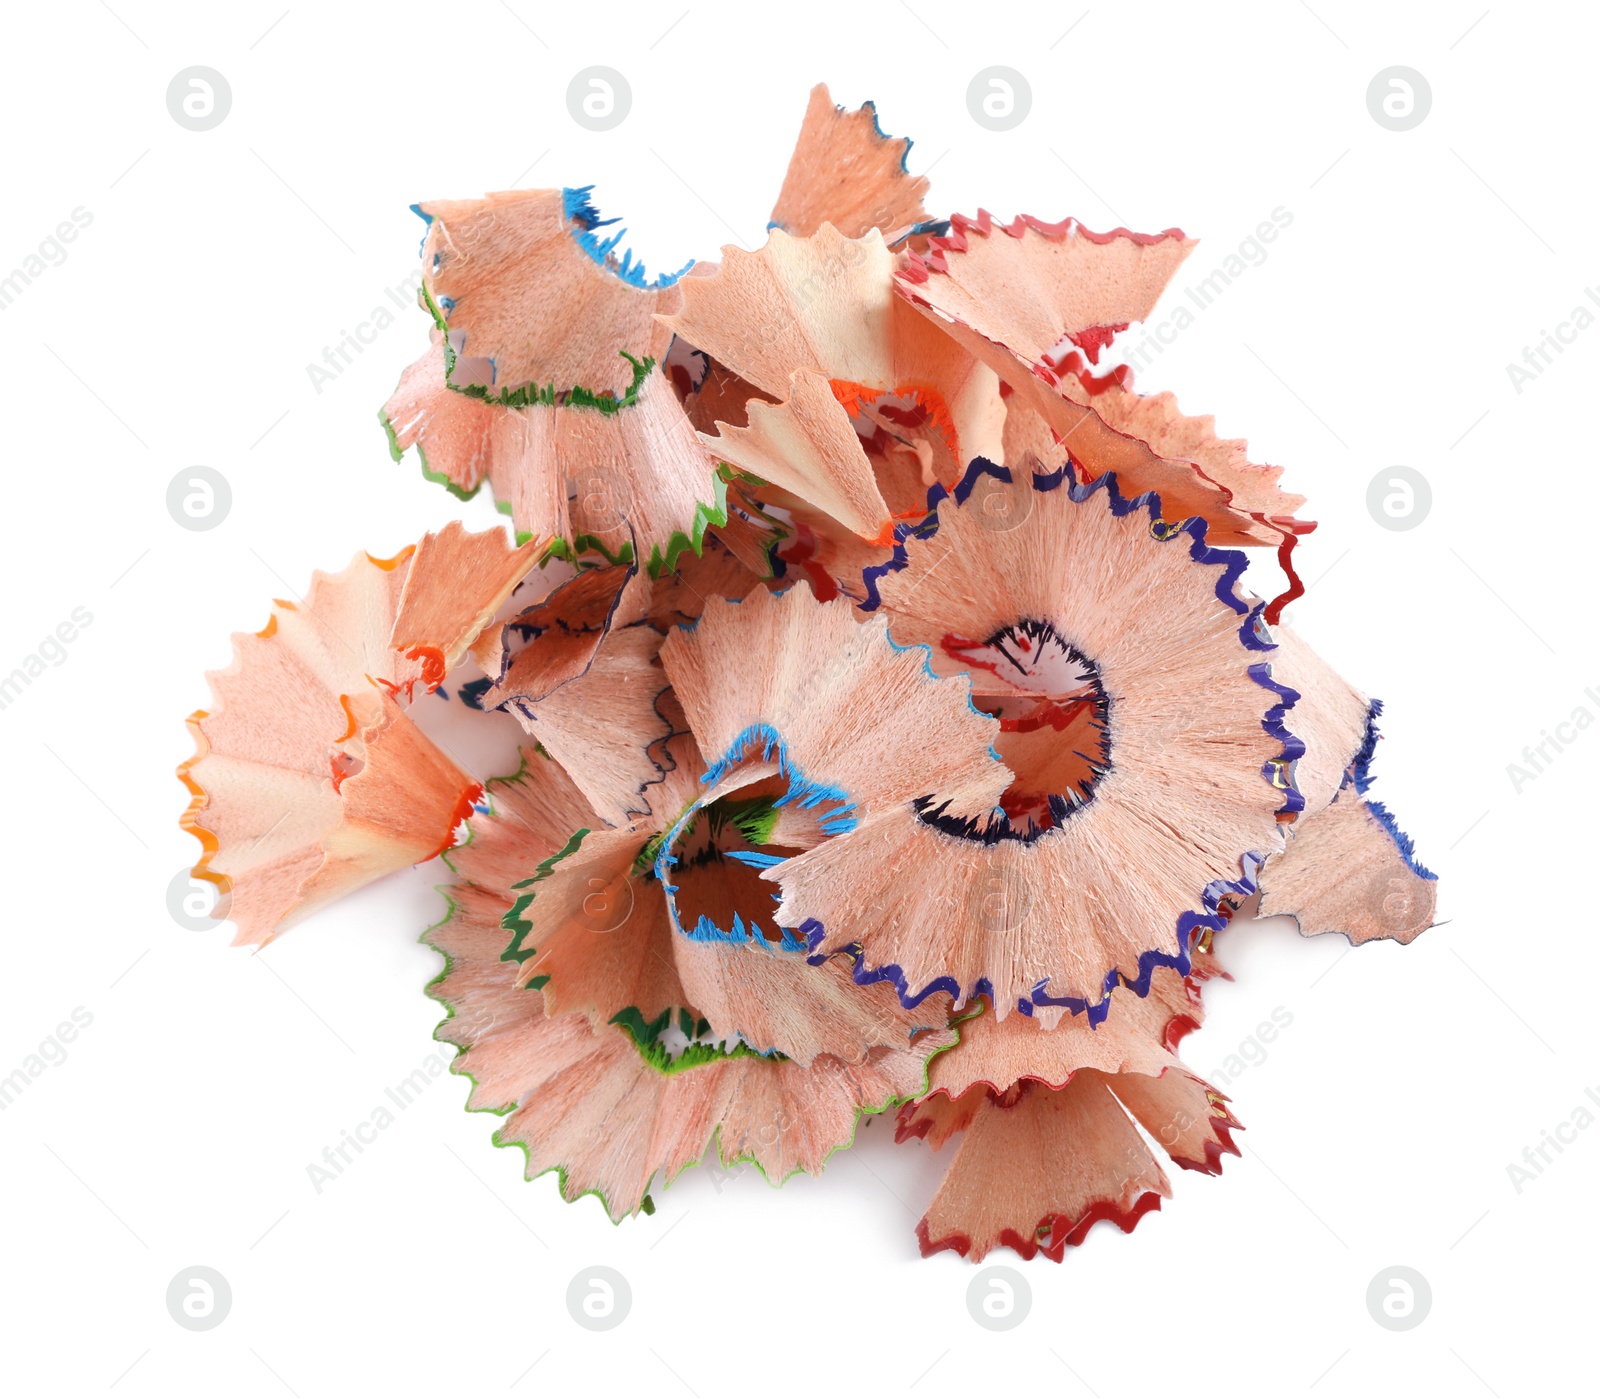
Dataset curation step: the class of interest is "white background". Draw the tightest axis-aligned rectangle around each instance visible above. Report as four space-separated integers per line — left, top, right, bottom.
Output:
1 1 1591 1393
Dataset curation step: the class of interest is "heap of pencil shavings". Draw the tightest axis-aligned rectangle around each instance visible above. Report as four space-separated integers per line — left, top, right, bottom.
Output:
180 84 1436 1261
